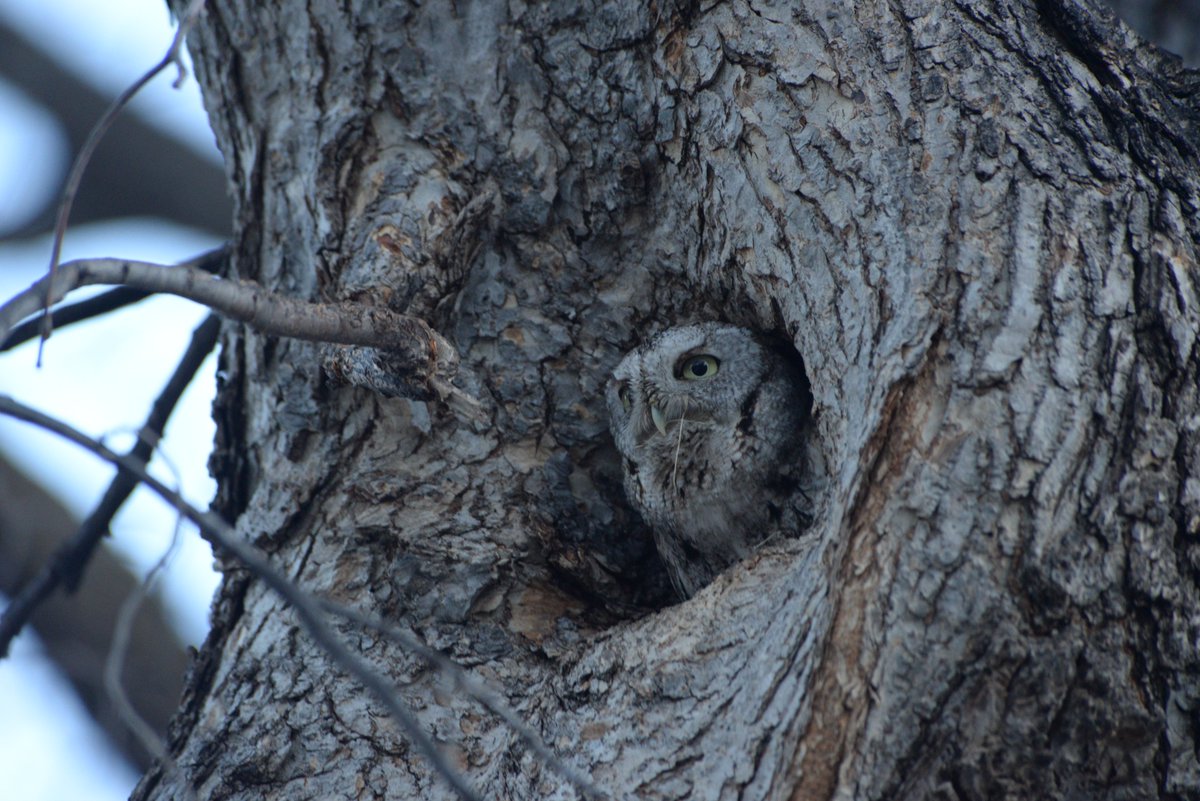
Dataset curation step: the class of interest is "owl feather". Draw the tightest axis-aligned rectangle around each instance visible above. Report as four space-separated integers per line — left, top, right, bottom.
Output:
606 323 814 598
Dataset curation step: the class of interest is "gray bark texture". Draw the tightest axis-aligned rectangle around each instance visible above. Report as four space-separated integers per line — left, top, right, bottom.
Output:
138 0 1200 799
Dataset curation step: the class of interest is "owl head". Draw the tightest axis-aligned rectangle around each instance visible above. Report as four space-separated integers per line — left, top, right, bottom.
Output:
605 323 777 458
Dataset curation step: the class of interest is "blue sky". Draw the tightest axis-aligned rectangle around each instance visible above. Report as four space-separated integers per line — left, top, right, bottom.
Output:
0 1 223 797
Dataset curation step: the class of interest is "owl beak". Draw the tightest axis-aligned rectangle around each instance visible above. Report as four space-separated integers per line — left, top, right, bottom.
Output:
650 403 669 436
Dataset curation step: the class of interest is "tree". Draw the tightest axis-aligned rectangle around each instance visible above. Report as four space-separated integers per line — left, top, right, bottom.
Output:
13 0 1198 798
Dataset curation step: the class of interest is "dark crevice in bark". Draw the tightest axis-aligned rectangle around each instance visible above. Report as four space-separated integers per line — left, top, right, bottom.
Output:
1037 0 1200 202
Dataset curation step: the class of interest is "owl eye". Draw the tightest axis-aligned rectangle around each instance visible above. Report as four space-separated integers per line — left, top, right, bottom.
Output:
617 383 633 413
677 354 720 381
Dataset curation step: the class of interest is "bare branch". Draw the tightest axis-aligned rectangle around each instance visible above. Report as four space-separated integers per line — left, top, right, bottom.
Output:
1 247 227 352
105 505 199 801
0 256 459 396
0 394 483 801
325 600 607 800
0 395 604 800
0 314 220 654
40 0 209 357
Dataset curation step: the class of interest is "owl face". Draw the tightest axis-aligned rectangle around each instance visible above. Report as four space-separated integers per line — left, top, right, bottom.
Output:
605 323 771 459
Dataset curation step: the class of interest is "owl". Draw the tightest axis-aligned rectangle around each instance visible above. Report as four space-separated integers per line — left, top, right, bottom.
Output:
606 323 815 599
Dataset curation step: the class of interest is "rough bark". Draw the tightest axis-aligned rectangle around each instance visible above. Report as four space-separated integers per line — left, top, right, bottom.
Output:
138 0 1200 799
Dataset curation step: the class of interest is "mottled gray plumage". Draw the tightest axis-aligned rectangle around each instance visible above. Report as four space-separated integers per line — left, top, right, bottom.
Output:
606 323 814 598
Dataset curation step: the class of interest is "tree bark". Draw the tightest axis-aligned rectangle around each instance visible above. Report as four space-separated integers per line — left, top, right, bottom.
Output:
139 0 1200 798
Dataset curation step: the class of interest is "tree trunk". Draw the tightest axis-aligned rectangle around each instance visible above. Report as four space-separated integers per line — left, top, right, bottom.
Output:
138 0 1200 798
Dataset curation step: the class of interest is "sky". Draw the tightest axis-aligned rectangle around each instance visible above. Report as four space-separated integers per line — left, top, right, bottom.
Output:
0 1 223 798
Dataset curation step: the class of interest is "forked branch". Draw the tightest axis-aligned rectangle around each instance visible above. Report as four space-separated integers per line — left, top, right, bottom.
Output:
0 314 220 656
40 0 209 352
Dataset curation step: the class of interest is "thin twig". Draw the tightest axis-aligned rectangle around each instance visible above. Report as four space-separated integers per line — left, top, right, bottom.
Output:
1 257 458 391
40 0 208 362
0 394 482 801
104 472 199 801
0 314 220 654
2 247 227 352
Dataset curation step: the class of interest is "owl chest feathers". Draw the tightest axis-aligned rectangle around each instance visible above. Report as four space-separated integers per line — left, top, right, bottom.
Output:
625 382 794 555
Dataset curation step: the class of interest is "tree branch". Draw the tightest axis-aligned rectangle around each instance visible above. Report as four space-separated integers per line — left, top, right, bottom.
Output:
323 600 605 801
0 313 220 654
0 255 460 398
1 247 227 352
40 0 209 355
0 455 191 769
105 516 199 801
0 18 230 238
0 394 605 800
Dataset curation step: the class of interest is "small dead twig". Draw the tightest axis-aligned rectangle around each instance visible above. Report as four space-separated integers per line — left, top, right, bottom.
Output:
40 0 208 361
0 394 483 801
104 462 199 801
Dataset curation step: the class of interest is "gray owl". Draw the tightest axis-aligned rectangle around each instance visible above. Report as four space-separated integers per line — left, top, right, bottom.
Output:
606 323 814 599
